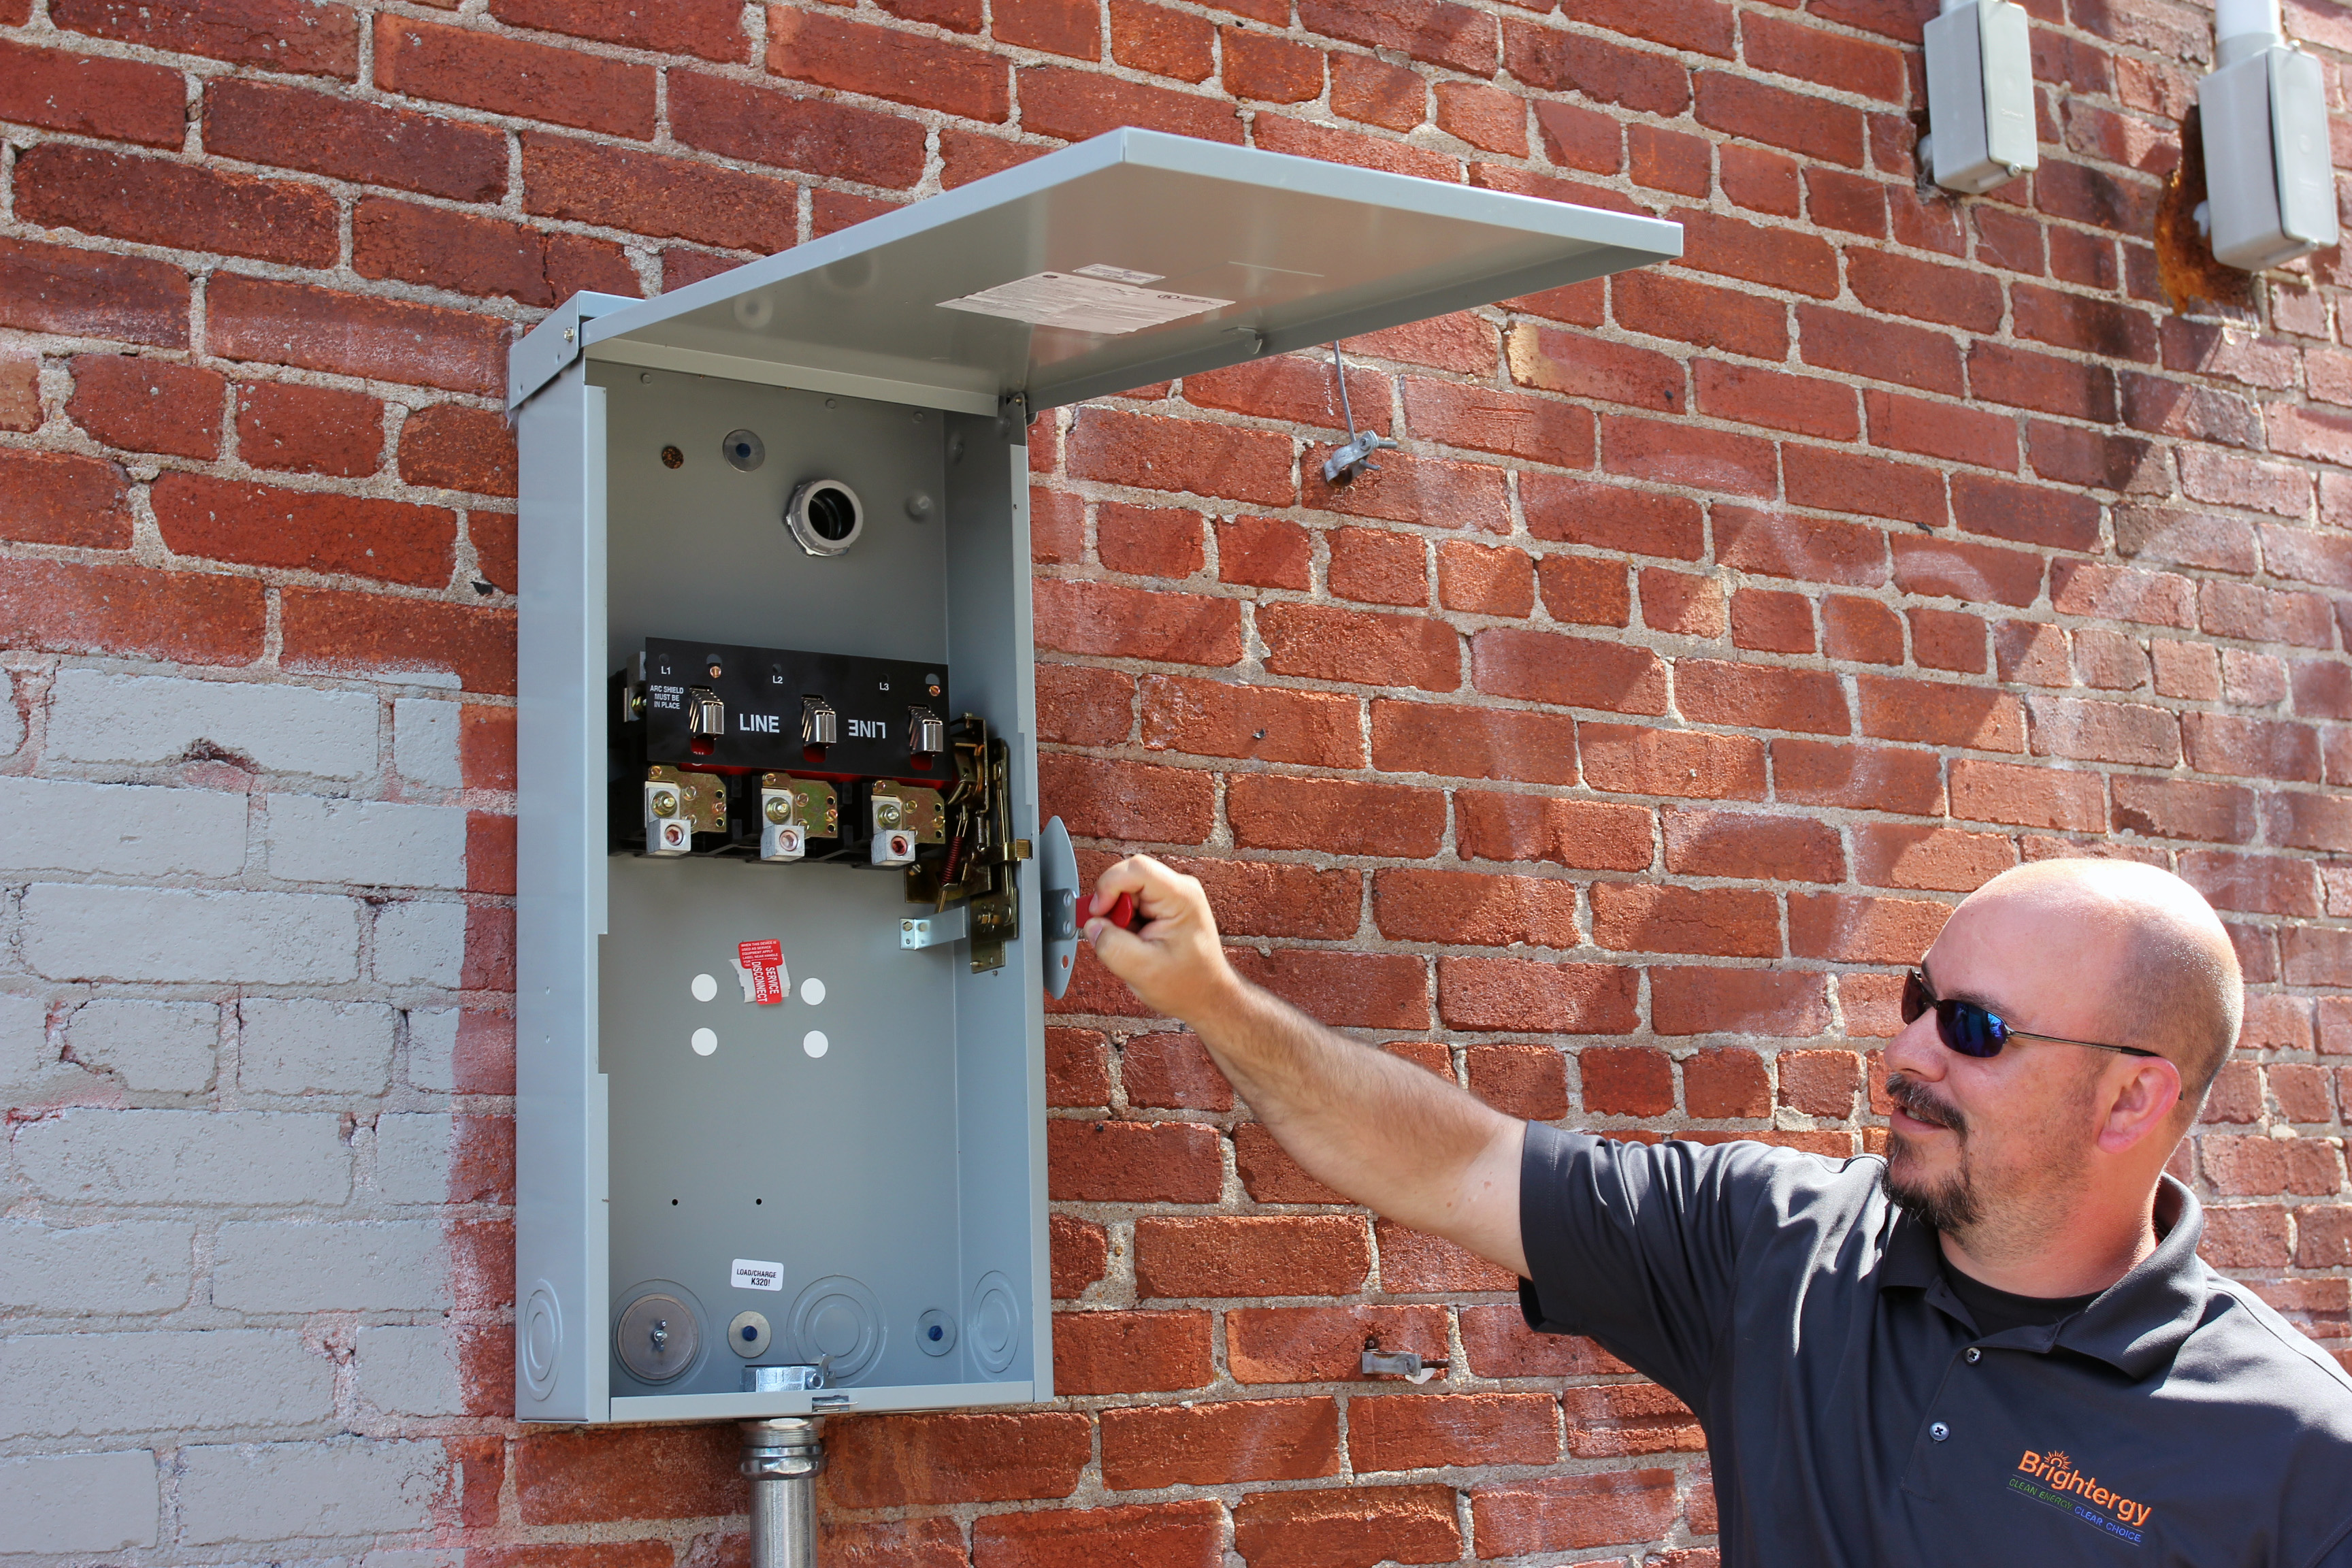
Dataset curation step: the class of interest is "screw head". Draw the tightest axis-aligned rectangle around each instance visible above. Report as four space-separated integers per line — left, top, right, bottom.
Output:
764 797 791 823
650 789 679 817
877 801 902 827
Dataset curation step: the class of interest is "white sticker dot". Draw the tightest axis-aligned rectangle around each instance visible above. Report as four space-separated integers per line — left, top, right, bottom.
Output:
691 1028 718 1056
800 977 826 1005
802 1030 829 1059
690 973 718 1002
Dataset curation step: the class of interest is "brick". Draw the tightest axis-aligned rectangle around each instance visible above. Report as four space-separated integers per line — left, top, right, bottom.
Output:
1102 1399 1339 1488
2183 713 2321 783
1590 883 1776 958
18 145 335 268
1023 63 1243 142
1070 406 1290 502
1227 949 1426 1030
1536 555 1631 627
1435 956 1637 1033
1674 659 1849 736
1771 738 1942 814
280 588 512 694
1663 806 1841 883
1523 473 1703 559
1228 774 1443 858
1045 1026 1109 1107
0 446 130 549
152 474 454 589
1328 525 1427 606
1629 123 1710 195
1455 1042 1561 1120
520 132 794 252
1260 602 1458 691
768 8 1010 119
1142 675 1358 766
975 1502 1220 1568
376 16 651 136
1373 868 1579 948
1602 412 1777 498
1558 1382 1704 1458
1948 757 2102 831
1135 1214 1371 1296
1222 27 1321 101
1232 1484 1461 1568
1328 54 1426 131
1614 269 1789 359
1041 753 1214 844
1507 22 1686 114
1471 1469 1679 1555
1455 792 1652 870
1818 585 1913 662
1052 1213 1107 1296
205 80 504 201
1034 578 1241 665
1853 825 2016 892
1047 1119 1221 1201
1856 676 2023 751
1370 699 1575 785
1581 723 1766 800
1305 444 1509 531
1949 472 2101 552
822 1413 1092 1507
55 0 358 78
1301 0 1494 74
1507 323 1685 412
1162 855 1360 941
1458 1303 1631 1377
1473 627 1664 713
0 557 263 665
1715 507 1887 586
2178 850 2319 919
210 275 502 397
400 404 516 496
1350 1392 1557 1471
1693 70 1861 165
1438 540 1535 617
1682 1045 1769 1113
1693 360 1857 440
490 0 742 59
0 237 187 348
1797 304 1961 395
180 1441 441 1544
1403 376 1594 466
230 381 380 477
1435 80 1525 154
1187 354 1392 434
0 38 183 147
1119 1030 1232 1109
1111 0 1213 81
1787 892 1950 964
2202 582 2335 649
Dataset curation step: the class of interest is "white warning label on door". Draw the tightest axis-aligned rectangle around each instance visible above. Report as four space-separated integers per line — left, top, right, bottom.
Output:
938 272 1231 335
732 1258 784 1291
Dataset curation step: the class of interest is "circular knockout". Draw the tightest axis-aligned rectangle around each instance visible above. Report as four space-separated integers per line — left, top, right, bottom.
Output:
722 429 766 472
785 478 864 557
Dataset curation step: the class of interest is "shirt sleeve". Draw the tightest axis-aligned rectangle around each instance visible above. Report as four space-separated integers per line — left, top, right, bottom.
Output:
1516 1123 1790 1404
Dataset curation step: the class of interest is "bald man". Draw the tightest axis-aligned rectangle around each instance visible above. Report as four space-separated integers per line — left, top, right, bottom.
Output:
1083 855 2352 1567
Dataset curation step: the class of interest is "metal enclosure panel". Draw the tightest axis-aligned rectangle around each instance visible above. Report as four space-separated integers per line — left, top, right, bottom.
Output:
514 368 612 1424
506 131 1681 414
2270 46 2338 250
2201 47 2330 271
1926 3 2036 193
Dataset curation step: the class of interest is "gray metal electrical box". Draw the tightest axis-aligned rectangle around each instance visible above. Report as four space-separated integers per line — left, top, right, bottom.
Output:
506 128 1680 1425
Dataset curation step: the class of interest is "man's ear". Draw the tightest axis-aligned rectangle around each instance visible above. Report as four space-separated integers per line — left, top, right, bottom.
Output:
2097 1056 2184 1154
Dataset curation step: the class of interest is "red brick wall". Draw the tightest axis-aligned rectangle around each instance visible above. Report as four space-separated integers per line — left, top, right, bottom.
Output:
2 0 2348 1563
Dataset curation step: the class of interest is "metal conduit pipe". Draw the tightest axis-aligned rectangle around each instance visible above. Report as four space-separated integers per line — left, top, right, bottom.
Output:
740 1418 824 1568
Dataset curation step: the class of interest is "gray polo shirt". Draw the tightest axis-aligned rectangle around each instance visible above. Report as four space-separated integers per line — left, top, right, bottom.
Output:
1518 1125 2352 1567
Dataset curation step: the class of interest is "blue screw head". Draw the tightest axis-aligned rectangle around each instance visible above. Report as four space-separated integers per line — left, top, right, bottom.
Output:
742 1325 759 1342
928 1324 944 1341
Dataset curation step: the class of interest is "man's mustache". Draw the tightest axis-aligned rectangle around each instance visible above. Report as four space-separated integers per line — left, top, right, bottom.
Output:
1885 1073 1967 1139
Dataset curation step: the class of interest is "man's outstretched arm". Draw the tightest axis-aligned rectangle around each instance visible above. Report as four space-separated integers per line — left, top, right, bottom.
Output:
1084 853 1529 1279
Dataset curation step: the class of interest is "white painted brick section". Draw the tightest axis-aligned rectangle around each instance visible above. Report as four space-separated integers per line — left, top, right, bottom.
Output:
0 991 52 1089
178 1439 443 1544
393 698 462 789
0 777 248 878
266 796 467 889
23 884 363 983
67 998 219 1093
0 1220 193 1313
239 999 396 1096
404 1007 461 1092
374 1113 454 1205
0 670 24 759
0 1330 333 1438
0 1450 158 1552
212 1220 448 1311
356 1324 463 1417
12 1110 352 1206
374 900 466 987
47 669 379 779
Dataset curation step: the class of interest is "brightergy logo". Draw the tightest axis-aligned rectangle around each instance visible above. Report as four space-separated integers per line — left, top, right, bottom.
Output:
2009 1449 2153 1544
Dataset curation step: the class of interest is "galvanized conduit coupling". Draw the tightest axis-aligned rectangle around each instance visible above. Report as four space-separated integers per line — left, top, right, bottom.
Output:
740 1418 824 1568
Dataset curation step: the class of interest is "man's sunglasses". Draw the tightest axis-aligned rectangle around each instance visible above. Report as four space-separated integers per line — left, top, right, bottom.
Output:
1901 971 2159 1060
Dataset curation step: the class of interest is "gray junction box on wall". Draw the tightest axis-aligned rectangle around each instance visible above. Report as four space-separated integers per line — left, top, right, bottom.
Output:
505 129 1681 1426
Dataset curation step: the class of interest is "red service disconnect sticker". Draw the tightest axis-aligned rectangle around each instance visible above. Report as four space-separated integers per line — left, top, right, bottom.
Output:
737 940 785 1004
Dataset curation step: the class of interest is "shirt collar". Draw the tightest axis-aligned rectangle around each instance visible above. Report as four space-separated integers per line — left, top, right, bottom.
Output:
1875 1173 2212 1377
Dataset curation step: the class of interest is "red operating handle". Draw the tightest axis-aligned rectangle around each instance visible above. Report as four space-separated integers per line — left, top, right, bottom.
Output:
1100 892 1148 933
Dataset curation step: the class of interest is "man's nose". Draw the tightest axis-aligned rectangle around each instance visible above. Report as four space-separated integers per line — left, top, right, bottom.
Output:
1882 1008 1946 1081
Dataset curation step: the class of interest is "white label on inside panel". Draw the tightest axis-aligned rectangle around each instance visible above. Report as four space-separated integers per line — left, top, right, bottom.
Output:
938 272 1232 335
1074 262 1164 284
732 1258 785 1291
